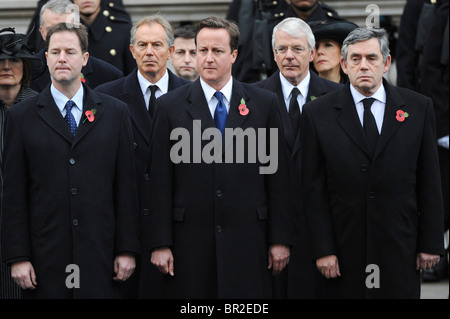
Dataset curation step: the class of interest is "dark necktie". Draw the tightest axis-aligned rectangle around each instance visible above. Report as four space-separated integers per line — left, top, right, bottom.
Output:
362 98 378 154
214 91 227 136
289 87 301 137
148 85 158 118
64 100 78 135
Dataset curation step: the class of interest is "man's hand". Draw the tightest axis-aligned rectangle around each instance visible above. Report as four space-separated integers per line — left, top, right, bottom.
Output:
316 254 341 279
416 252 440 270
268 244 290 275
113 253 136 281
11 261 37 290
151 246 174 276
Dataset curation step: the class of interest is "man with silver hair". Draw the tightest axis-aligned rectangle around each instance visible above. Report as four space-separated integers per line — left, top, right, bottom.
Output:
254 17 341 299
300 27 444 298
95 14 189 299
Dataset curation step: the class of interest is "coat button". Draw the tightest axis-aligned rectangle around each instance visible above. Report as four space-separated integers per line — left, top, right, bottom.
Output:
361 164 368 172
215 190 223 197
216 225 223 233
69 158 76 165
143 174 150 181
71 188 77 195
369 192 375 199
72 219 79 226
143 209 149 216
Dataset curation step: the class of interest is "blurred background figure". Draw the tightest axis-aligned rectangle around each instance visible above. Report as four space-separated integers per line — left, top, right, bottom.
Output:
73 0 136 75
227 0 346 83
418 0 449 283
309 20 358 84
30 0 123 93
171 24 199 82
0 27 41 299
25 0 131 54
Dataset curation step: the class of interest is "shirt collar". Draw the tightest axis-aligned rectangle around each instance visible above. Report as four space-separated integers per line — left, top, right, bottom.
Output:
51 84 84 112
279 70 310 99
350 82 387 105
137 69 169 96
200 76 233 104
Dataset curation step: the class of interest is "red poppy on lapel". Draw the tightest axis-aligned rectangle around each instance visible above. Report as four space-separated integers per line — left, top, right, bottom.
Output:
83 109 96 123
81 73 86 83
239 98 249 116
396 109 409 122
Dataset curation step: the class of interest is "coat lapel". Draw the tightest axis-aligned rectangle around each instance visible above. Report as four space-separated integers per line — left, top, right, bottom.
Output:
72 84 104 147
37 87 74 144
375 79 405 157
122 71 151 144
267 71 295 151
291 72 339 157
186 79 216 132
335 84 374 159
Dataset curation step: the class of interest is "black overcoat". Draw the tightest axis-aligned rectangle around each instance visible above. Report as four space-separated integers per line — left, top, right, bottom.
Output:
300 80 445 298
147 79 293 298
1 84 140 298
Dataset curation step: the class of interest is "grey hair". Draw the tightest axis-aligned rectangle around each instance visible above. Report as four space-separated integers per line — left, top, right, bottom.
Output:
271 17 315 53
341 28 390 63
39 0 79 26
130 14 174 48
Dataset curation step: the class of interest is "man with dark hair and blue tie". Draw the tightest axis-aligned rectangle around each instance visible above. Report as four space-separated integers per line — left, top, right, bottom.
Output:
1 22 140 299
147 16 293 298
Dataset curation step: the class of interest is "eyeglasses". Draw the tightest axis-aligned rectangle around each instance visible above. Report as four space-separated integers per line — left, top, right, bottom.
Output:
274 46 308 55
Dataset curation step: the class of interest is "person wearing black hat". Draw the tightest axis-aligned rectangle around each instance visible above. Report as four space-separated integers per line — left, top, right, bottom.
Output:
0 27 42 299
309 20 358 84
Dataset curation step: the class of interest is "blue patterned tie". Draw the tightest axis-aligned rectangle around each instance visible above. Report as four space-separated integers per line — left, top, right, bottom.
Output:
64 100 78 135
214 91 227 136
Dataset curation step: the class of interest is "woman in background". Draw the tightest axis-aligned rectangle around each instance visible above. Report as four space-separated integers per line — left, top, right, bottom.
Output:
0 27 41 299
309 20 358 84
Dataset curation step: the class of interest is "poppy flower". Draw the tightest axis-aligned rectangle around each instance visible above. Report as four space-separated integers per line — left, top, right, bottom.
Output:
83 108 97 123
238 98 249 116
396 109 409 122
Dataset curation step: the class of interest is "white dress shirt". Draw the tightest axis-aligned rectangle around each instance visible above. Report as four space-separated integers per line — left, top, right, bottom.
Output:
137 69 169 111
51 84 84 126
200 77 233 118
279 70 310 114
350 83 387 134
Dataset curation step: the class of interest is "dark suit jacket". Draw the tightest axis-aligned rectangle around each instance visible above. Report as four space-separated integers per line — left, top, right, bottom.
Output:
30 49 123 93
1 84 140 299
95 68 189 298
300 79 444 298
254 69 342 298
147 78 293 298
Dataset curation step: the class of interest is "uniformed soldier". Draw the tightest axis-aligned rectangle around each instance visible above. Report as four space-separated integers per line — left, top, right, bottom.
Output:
227 0 346 83
74 0 136 75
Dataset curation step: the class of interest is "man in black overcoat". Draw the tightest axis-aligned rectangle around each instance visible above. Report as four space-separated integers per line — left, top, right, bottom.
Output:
1 23 139 299
254 17 341 299
148 16 293 298
301 27 444 298
95 14 189 298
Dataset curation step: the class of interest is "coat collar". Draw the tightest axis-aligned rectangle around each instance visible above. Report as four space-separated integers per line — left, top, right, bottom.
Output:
37 83 104 146
334 79 405 160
